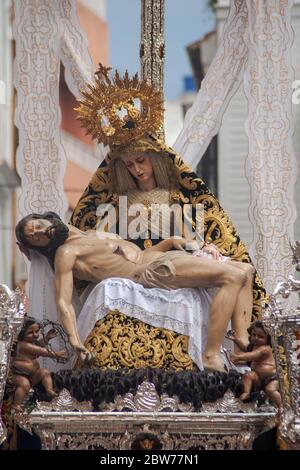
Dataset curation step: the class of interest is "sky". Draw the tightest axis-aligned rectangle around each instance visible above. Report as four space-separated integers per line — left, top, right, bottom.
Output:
107 0 216 100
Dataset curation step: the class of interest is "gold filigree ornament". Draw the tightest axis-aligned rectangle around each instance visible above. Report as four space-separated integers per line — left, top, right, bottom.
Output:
81 311 194 370
76 64 164 147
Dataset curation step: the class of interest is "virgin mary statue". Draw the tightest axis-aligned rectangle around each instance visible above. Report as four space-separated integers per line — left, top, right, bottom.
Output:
70 65 266 370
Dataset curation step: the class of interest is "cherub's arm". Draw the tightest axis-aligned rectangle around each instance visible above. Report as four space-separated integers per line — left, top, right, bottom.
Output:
18 342 58 359
54 247 85 353
231 347 268 364
225 331 248 352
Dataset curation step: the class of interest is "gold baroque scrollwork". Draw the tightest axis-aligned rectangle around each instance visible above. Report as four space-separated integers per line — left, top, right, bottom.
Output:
82 311 195 371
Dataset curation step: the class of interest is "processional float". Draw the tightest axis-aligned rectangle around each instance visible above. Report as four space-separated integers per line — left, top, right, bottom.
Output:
0 0 299 450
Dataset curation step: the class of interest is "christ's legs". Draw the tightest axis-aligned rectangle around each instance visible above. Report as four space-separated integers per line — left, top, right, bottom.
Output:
201 267 247 371
170 257 248 371
230 262 254 347
57 301 87 354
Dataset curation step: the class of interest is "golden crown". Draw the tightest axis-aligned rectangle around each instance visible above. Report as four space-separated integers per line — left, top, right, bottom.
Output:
76 64 164 147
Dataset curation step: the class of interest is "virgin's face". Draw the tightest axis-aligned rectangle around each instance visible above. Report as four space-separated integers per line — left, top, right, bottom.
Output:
121 154 154 184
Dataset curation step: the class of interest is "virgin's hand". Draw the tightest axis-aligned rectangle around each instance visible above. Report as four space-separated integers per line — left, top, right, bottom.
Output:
172 237 187 251
202 244 222 260
172 237 198 251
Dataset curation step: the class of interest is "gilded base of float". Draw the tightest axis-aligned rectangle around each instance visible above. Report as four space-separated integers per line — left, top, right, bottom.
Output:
15 382 276 450
15 412 275 450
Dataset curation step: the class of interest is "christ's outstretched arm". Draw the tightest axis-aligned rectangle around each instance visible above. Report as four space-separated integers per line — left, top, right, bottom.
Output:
54 247 86 354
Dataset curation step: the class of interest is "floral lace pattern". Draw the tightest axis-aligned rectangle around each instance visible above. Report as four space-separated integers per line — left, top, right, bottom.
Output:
244 0 297 292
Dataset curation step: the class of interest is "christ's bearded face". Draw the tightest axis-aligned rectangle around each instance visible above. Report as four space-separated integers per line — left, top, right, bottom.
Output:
22 217 69 250
15 212 70 267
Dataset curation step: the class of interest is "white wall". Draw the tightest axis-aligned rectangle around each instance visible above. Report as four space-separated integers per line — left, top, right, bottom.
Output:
78 0 106 19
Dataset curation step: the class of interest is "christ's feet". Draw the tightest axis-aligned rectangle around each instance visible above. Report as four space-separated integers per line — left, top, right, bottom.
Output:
68 335 87 354
202 353 227 373
67 335 96 365
78 349 97 366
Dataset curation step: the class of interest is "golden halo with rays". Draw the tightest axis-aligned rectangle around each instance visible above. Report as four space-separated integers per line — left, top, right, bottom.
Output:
75 64 164 147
